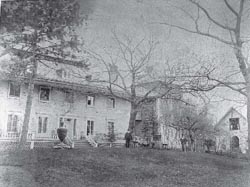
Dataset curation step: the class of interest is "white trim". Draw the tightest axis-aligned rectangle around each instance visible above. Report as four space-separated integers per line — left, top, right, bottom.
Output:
86 119 95 136
107 97 116 109
6 112 22 133
37 115 49 134
86 95 95 107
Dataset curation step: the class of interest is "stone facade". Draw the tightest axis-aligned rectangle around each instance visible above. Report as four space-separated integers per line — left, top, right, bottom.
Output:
135 97 185 149
215 108 248 154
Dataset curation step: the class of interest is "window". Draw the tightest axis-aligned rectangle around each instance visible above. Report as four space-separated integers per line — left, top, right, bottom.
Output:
38 116 48 133
87 120 94 136
107 98 115 108
87 96 95 106
229 118 240 130
108 121 115 134
56 68 71 79
65 91 74 103
107 121 115 141
9 82 21 97
39 87 50 101
73 119 77 136
7 114 18 132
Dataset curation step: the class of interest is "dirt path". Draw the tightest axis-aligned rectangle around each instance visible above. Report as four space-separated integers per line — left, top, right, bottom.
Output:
0 166 40 187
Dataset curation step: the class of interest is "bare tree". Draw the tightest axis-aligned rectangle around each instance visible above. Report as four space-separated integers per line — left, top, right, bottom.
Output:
87 31 178 132
158 0 250 150
170 104 214 151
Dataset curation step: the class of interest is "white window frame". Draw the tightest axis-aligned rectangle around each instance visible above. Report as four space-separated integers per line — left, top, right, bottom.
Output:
8 82 21 98
107 120 115 133
6 113 19 132
39 86 51 102
37 115 49 134
86 119 94 136
87 95 95 107
107 97 115 109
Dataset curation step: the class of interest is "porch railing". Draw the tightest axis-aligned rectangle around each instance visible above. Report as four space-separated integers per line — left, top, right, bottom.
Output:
0 131 36 140
86 135 98 147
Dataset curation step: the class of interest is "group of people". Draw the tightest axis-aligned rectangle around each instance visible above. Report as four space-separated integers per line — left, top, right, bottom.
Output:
125 130 196 151
180 134 195 152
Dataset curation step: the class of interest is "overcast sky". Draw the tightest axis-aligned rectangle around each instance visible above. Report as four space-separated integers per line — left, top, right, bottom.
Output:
80 0 250 121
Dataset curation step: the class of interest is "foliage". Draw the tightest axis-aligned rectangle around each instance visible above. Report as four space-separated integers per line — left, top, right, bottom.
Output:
0 0 90 73
160 0 250 149
204 139 216 153
106 124 116 143
0 0 90 148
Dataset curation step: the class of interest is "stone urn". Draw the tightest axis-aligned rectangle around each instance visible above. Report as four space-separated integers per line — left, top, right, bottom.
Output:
57 127 67 142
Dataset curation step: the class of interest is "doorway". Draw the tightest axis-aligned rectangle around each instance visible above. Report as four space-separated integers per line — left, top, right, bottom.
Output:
231 136 239 149
59 117 77 139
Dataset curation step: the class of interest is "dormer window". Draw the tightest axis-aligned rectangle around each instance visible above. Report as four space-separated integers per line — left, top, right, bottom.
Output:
229 118 240 130
56 68 71 79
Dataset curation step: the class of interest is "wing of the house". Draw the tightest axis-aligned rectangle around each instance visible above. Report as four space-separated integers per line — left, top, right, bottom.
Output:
215 107 248 153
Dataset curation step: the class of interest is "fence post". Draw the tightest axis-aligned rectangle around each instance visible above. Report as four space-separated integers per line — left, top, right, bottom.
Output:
30 141 34 149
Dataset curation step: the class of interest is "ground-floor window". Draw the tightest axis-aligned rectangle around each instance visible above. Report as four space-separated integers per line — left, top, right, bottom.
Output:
38 116 48 133
87 120 94 136
7 114 18 132
108 121 115 135
107 121 115 142
231 136 240 149
73 119 77 136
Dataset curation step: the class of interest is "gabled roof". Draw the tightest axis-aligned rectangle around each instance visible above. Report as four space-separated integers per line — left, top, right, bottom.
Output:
215 107 246 128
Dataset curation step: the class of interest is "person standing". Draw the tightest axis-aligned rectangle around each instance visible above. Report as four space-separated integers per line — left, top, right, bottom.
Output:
180 134 187 152
125 130 132 148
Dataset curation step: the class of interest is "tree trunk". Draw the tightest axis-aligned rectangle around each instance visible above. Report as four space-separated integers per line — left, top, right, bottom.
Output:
18 61 37 149
247 81 250 153
128 103 138 132
18 78 35 148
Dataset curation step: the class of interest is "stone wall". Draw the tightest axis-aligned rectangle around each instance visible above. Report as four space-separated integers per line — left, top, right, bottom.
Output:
215 109 248 153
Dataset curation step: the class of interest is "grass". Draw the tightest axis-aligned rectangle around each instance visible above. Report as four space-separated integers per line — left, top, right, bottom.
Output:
0 147 250 187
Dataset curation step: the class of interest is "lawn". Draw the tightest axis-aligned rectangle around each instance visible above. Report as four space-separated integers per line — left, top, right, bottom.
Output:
0 147 250 187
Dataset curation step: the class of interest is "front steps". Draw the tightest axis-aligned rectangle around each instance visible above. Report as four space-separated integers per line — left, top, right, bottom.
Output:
74 138 92 148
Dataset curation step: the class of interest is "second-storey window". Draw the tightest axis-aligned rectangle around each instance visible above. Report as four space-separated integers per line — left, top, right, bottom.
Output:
9 82 21 97
87 96 95 106
65 91 74 103
39 87 50 101
107 98 115 108
229 118 240 130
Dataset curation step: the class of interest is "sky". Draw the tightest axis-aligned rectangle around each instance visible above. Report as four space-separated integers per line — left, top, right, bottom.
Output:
0 0 248 122
80 0 250 122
